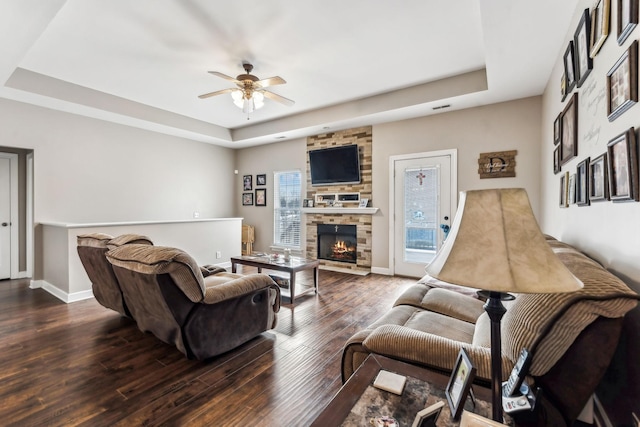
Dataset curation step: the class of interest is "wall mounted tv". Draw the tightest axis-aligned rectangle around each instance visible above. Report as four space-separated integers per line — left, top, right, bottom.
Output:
309 144 361 186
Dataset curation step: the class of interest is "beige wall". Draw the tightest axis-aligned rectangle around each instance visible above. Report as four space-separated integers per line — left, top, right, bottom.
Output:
372 96 543 269
235 137 307 252
539 1 640 286
0 98 236 224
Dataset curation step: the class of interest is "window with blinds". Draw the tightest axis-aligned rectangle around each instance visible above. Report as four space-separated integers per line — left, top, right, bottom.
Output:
273 170 302 248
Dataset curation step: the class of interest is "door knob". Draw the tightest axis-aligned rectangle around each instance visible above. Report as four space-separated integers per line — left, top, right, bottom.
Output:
1 223 8 227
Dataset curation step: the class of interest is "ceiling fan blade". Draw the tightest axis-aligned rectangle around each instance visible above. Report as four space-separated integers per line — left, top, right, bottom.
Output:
255 76 286 88
208 71 241 84
198 88 234 99
263 90 295 106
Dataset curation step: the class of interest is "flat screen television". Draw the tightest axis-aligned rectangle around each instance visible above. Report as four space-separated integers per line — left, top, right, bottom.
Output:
309 144 361 186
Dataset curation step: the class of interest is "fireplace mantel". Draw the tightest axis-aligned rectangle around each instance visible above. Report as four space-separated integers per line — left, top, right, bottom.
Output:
301 207 378 215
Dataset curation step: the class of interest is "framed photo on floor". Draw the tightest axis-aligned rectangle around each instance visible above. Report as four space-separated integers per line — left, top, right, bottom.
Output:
607 128 639 201
576 157 591 206
606 40 638 121
255 188 267 206
589 153 609 201
445 348 476 420
242 192 254 206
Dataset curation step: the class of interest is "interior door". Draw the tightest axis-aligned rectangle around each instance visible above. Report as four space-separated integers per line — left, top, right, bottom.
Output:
393 153 454 278
0 157 11 279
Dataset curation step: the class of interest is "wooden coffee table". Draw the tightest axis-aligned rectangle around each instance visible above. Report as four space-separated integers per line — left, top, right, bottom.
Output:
230 255 319 303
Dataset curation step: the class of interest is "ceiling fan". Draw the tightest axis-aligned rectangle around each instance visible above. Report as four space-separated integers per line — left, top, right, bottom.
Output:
198 63 294 115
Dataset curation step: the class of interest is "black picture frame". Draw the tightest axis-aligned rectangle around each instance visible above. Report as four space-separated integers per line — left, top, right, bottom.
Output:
554 146 561 175
445 348 476 420
564 41 577 94
255 188 267 206
589 153 610 201
575 9 593 88
590 0 611 57
617 0 638 45
553 113 562 145
560 93 578 166
242 192 254 206
607 127 639 201
561 72 568 102
256 174 267 186
606 40 638 121
576 157 591 206
243 175 252 191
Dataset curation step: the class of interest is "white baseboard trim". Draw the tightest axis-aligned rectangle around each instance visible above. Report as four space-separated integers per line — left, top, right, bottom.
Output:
370 267 392 275
216 261 232 269
30 280 94 304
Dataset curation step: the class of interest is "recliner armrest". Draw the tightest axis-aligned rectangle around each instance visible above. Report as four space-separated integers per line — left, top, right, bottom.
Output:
362 324 512 381
203 273 280 308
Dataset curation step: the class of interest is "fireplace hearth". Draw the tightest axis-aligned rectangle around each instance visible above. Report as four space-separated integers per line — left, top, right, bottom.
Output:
317 224 357 264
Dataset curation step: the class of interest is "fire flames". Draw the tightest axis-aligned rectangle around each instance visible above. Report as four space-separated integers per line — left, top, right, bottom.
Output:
332 240 355 256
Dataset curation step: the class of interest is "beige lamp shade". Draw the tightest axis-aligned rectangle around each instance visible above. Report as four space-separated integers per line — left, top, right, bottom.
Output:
426 188 583 294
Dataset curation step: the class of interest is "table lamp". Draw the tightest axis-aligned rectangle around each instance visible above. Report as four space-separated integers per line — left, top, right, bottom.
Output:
425 188 583 422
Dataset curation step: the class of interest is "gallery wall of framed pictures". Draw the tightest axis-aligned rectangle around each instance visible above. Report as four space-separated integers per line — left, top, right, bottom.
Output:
241 173 268 207
554 0 640 208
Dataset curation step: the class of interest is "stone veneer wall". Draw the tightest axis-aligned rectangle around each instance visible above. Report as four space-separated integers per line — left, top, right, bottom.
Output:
305 126 372 273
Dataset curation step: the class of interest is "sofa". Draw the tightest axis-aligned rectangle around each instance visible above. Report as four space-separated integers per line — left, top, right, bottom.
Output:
342 236 638 426
105 243 281 360
77 233 153 317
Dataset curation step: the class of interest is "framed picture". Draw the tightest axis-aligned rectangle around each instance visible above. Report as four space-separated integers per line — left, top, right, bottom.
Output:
569 173 577 204
445 348 476 420
589 153 610 201
561 72 568 102
574 9 593 88
590 0 611 57
303 198 314 207
255 188 267 206
243 175 252 191
577 157 591 206
411 401 445 427
606 40 638 121
460 410 508 427
553 146 561 174
607 127 639 201
359 198 369 208
563 41 577 94
560 172 569 208
242 192 254 206
256 174 266 186
617 0 638 44
553 113 562 144
560 93 578 165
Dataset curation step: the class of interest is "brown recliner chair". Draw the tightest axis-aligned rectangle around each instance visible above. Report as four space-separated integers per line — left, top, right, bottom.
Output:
77 233 153 317
105 244 281 360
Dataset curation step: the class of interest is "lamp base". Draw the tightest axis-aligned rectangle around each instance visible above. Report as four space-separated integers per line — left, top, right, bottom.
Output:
478 290 515 423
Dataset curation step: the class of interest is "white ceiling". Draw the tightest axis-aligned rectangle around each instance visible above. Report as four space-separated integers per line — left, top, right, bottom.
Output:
0 0 578 148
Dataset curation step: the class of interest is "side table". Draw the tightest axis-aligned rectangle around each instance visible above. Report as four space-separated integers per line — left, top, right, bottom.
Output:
311 354 503 427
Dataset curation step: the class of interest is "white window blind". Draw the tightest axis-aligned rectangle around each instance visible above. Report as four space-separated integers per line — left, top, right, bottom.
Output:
273 170 301 248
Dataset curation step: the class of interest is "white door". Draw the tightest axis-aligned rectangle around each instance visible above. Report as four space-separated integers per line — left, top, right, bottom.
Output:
392 152 455 278
0 157 11 279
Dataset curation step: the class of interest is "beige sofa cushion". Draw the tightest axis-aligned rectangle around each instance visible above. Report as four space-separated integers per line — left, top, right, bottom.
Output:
106 244 206 302
77 233 113 248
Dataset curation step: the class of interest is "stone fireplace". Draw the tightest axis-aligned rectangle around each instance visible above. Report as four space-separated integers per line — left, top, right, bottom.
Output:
317 224 357 264
304 126 373 275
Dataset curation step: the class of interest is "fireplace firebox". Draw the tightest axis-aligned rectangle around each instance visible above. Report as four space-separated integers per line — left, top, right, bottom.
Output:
317 224 357 264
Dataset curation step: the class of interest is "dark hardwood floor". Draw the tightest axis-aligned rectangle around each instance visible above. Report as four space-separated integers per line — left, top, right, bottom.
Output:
0 269 416 427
